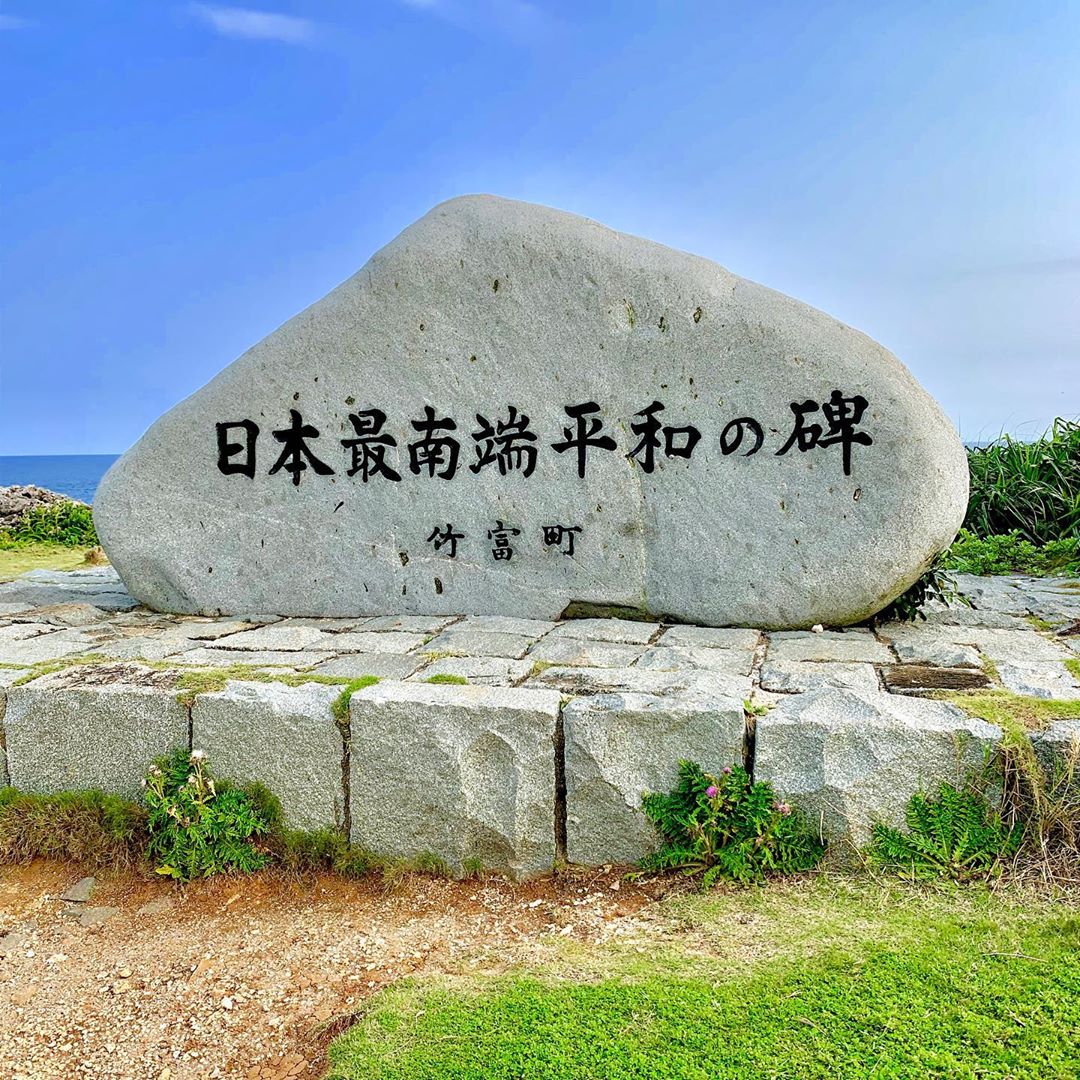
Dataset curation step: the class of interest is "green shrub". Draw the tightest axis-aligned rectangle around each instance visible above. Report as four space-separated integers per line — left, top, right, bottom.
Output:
965 418 1080 544
144 749 270 881
941 529 1080 577
868 784 1021 881
0 787 147 869
639 761 825 886
0 501 99 548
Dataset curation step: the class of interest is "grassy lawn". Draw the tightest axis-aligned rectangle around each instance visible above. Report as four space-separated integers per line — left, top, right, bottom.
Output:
327 877 1080 1080
0 544 100 582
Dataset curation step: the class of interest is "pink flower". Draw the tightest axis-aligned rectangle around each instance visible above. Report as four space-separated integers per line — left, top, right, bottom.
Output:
721 766 733 776
774 801 792 816
705 785 719 798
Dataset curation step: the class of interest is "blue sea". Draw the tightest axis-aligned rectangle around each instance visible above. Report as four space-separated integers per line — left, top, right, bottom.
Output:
0 455 119 504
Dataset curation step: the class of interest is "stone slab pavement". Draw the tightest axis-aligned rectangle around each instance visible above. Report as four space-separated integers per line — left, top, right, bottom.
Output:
2 566 1079 871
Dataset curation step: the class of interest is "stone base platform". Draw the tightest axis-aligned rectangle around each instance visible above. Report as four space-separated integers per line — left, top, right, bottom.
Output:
2 568 1079 877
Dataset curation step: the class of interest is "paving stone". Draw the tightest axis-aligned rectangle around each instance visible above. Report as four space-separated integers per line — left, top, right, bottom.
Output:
411 656 532 686
13 603 110 628
275 616 375 631
309 653 426 680
0 602 33 615
4 669 189 797
171 647 328 669
206 625 330 652
765 629 895 664
425 630 538 659
544 618 660 645
563 691 745 865
0 669 29 689
876 624 982 668
754 689 1001 844
996 663 1080 700
93 637 199 662
0 622 56 643
192 681 345 829
955 627 1071 666
654 626 761 650
309 631 427 654
635 645 754 676
759 660 880 694
523 664 752 700
0 631 96 666
454 616 557 637
361 615 460 634
158 618 257 641
349 681 560 878
525 638 645 668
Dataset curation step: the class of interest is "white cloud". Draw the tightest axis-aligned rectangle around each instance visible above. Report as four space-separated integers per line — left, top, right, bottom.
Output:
397 0 550 42
188 4 317 44
0 14 34 30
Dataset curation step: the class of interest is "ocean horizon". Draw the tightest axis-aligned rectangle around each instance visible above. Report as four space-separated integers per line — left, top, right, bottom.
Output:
0 454 119 503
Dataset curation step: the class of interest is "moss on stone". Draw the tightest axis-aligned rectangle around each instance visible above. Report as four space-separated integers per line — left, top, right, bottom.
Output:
938 690 1080 732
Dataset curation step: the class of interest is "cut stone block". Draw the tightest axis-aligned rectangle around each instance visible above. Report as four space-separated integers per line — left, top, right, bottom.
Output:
544 618 660 644
1032 719 1080 775
0 632 96 666
877 625 982 668
310 653 425 680
192 681 344 829
655 626 761 650
525 638 645 668
754 689 1001 844
411 656 532 686
310 631 427 654
456 616 557 637
349 681 561 877
996 662 1080 700
765 629 894 665
958 627 1071 666
207 625 330 651
759 660 879 694
4 667 189 797
93 636 199 662
524 664 751 700
563 691 745 865
636 645 754 676
172 647 328 669
425 630 538 659
361 615 459 634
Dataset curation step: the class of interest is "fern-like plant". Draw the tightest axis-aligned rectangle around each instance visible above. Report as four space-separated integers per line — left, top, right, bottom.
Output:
638 761 825 887
868 783 1021 881
144 749 270 881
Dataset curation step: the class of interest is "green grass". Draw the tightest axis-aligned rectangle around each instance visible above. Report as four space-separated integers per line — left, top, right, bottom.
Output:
941 530 1080 577
0 543 100 582
940 690 1080 731
0 500 98 548
1066 659 1080 681
327 878 1080 1080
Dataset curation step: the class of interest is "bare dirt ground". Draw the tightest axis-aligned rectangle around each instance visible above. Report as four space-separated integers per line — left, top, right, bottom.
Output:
0 861 669 1080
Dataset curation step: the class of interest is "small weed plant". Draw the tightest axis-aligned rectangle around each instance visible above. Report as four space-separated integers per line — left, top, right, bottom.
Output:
144 749 270 881
868 783 1021 882
875 561 970 624
639 761 825 886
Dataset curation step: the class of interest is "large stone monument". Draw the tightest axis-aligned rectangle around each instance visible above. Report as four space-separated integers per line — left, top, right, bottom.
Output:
94 196 967 628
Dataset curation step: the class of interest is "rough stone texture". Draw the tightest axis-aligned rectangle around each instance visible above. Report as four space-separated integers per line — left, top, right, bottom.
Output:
411 655 532 685
171 647 330 669
656 626 761 650
361 614 459 633
309 653 426 680
206 625 330 652
0 484 84 530
1032 719 1080 774
563 691 745 865
0 566 137 611
759 660 880 694
877 624 982 668
754 689 1001 843
766 629 895 664
94 195 967 628
996 662 1080 700
349 681 560 877
636 645 754 676
544 618 660 644
0 631 95 666
424 629 538 659
525 637 645 668
523 664 752 700
192 681 344 829
4 669 189 797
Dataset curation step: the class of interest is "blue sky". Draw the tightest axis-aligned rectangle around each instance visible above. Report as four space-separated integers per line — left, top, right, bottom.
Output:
1 1 1077 454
